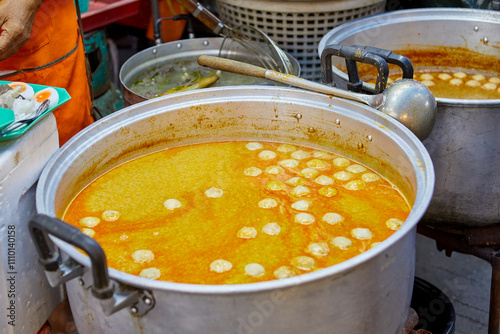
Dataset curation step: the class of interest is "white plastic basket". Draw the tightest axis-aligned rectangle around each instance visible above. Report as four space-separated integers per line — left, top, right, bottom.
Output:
216 0 387 80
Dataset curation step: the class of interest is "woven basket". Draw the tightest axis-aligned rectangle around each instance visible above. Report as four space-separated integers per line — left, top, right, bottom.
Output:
216 0 387 80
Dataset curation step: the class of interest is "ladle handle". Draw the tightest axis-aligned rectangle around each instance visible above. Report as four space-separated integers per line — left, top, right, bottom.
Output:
174 0 228 35
198 55 267 78
198 55 381 108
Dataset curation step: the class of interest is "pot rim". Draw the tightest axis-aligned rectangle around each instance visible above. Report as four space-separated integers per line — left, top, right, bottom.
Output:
317 7 500 106
37 86 434 294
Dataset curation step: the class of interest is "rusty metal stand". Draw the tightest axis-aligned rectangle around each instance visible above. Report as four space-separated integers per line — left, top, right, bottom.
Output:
417 223 500 334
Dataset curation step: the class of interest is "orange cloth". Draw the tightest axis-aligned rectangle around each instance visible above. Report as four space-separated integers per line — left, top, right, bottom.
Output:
0 0 93 146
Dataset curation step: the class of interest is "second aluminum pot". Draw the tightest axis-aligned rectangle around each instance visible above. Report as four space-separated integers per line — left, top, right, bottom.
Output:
32 86 434 334
318 8 500 227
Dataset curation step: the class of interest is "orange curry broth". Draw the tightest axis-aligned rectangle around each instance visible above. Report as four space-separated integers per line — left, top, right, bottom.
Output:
63 141 411 285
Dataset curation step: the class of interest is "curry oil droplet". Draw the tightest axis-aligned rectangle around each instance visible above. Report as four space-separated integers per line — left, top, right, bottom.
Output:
357 142 364 149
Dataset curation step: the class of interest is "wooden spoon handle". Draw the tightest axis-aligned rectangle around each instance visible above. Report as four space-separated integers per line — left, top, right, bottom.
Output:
198 55 268 79
198 55 378 109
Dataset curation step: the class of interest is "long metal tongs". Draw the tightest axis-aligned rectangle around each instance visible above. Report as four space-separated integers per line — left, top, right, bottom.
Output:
174 0 293 74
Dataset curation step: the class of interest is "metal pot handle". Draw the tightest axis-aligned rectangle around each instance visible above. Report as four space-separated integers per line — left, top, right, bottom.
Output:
352 45 414 80
29 214 156 316
321 44 413 94
28 213 113 299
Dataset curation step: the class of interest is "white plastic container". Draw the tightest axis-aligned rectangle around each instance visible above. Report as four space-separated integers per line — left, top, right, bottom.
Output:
0 114 62 334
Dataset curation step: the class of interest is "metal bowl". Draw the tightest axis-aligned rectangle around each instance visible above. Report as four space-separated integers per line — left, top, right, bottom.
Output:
119 37 301 106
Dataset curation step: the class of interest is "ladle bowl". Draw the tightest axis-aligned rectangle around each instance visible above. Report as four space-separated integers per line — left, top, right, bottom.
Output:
379 79 436 141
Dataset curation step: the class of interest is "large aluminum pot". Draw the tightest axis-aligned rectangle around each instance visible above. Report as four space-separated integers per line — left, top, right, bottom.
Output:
119 37 301 106
318 8 500 228
34 86 434 334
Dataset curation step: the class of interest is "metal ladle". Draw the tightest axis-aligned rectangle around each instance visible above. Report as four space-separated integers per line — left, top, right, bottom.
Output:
198 54 437 141
175 0 294 75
